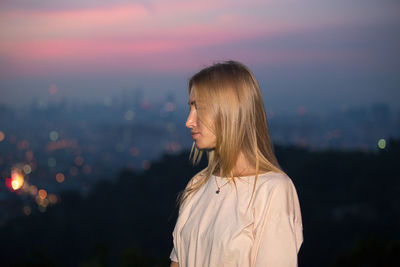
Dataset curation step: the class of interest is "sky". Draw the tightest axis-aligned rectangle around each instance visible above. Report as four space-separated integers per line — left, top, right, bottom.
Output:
0 0 399 112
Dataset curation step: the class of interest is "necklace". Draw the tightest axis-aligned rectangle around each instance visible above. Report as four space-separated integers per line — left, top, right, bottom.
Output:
214 176 231 194
214 165 251 194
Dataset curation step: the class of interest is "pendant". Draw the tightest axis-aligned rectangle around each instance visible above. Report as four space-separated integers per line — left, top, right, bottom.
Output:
216 188 220 194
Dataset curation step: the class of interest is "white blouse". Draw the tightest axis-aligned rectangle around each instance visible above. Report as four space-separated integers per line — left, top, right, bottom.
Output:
170 171 303 267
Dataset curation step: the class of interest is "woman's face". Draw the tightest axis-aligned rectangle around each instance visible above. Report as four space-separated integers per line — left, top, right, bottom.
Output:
185 89 217 150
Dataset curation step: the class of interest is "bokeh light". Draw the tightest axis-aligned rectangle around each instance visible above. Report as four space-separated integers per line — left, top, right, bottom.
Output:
48 157 56 167
49 131 59 141
164 102 176 112
23 164 32 174
48 194 58 204
29 185 38 195
378 138 386 149
12 180 22 190
10 170 24 191
23 206 31 216
22 182 30 193
17 140 29 150
70 166 79 176
130 146 139 156
124 110 135 121
25 150 34 161
166 141 181 153
0 131 5 142
142 160 151 170
74 156 84 166
38 189 47 200
56 173 65 183
82 164 92 174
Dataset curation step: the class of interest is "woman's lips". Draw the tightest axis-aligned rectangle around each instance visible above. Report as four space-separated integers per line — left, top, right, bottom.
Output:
191 132 200 138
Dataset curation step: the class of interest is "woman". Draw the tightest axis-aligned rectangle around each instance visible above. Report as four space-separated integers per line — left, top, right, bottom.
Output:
170 61 303 267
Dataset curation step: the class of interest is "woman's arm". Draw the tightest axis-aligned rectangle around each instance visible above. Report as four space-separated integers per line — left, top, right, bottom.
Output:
252 176 303 266
170 261 179 267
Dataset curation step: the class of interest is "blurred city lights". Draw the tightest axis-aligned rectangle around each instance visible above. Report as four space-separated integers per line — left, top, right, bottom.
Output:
11 180 22 190
12 171 24 190
56 173 65 183
23 164 32 174
25 150 34 161
124 110 135 121
164 102 176 112
142 160 151 170
48 194 58 204
38 189 47 200
70 166 79 176
48 157 56 167
22 182 30 193
5 178 12 190
0 131 5 142
166 141 181 153
46 139 78 152
82 164 92 174
23 206 31 216
378 138 386 149
29 185 38 195
17 140 29 150
130 146 139 156
74 156 84 166
49 130 59 141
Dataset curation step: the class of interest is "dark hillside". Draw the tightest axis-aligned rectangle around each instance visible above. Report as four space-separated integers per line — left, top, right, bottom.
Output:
0 140 399 267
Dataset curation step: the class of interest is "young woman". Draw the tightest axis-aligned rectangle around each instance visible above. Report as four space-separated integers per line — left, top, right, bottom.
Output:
170 61 303 267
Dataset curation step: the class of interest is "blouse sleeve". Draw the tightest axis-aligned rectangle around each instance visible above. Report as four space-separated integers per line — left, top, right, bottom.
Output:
252 176 303 267
170 247 178 263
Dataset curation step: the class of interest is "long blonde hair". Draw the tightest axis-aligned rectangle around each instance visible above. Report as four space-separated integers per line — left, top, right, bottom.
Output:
180 61 283 207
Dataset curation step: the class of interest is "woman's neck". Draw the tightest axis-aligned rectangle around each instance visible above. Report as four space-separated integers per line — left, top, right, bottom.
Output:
217 152 257 177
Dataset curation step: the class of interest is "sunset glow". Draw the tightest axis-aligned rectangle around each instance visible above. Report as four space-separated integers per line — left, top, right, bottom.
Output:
1 0 398 76
0 0 399 109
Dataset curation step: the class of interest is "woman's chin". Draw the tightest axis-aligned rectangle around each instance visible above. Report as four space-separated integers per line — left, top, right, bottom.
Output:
195 143 215 151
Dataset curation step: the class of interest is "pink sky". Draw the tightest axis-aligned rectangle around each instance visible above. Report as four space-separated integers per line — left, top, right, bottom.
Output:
1 0 398 77
0 0 399 109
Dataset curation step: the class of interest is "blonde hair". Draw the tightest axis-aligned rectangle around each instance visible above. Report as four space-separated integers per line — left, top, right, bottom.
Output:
180 61 283 207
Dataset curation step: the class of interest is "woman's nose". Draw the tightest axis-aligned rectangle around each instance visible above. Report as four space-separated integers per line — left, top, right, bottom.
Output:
185 110 196 129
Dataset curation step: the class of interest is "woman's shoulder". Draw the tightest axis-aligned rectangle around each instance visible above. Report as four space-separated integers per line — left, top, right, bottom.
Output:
256 171 293 187
252 171 302 218
252 171 298 199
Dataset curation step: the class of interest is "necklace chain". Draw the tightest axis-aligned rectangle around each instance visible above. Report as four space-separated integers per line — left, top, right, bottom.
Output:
214 165 251 194
214 177 230 194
